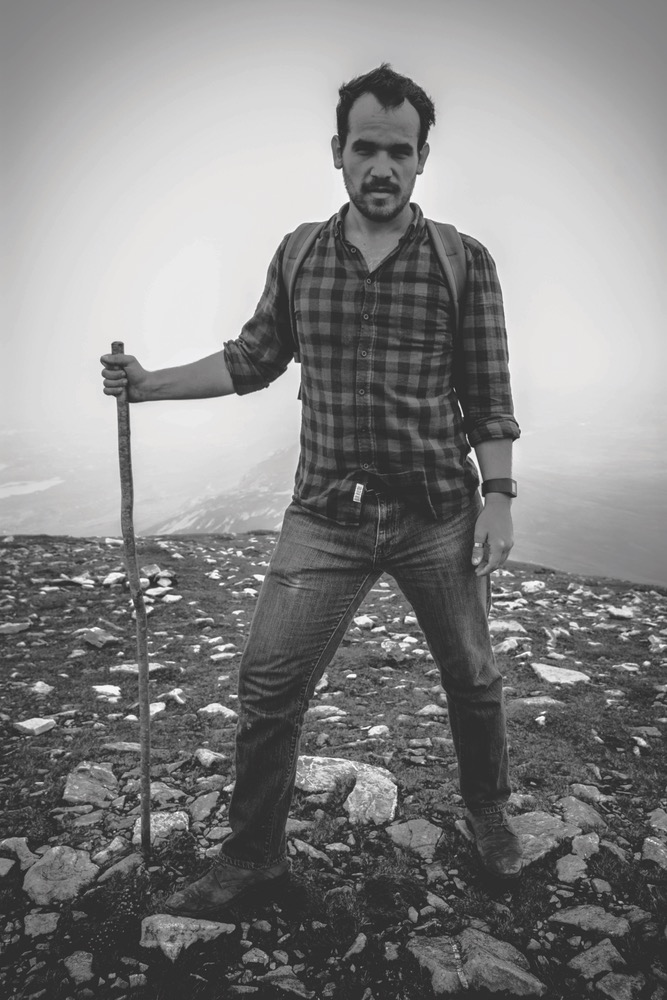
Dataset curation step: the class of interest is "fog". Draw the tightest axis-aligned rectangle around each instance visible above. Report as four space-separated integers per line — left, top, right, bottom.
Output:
2 0 666 581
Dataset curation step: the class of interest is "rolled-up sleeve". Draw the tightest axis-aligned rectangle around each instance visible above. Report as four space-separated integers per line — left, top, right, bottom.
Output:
455 236 521 446
223 236 294 395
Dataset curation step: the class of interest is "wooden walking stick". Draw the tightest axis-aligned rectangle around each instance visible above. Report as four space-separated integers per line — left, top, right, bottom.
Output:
111 341 152 858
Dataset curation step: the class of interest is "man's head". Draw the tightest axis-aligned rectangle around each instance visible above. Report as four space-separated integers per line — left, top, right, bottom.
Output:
331 64 436 224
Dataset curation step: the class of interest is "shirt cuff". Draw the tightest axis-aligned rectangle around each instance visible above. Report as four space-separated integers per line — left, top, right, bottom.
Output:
467 417 521 447
223 342 279 396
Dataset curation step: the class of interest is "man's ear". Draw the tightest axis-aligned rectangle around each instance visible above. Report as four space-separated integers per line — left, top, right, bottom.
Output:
416 141 430 175
331 134 343 170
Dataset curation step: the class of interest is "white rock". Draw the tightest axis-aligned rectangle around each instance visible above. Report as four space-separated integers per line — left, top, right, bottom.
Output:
63 950 95 984
488 619 528 635
24 911 60 937
93 684 122 699
306 705 347 718
140 915 235 961
102 572 126 586
161 688 186 705
295 756 397 825
14 717 56 736
141 563 162 578
149 702 167 717
368 725 390 737
346 764 398 824
0 858 15 877
31 682 54 695
195 748 229 768
607 605 634 620
521 581 546 594
353 615 376 628
63 761 118 808
493 637 519 654
416 704 448 718
531 663 590 685
110 661 169 674
162 594 182 603
642 837 667 870
23 847 99 905
91 836 129 867
387 818 444 861
0 837 41 870
131 811 189 847
197 703 238 720
77 626 120 648
0 621 31 634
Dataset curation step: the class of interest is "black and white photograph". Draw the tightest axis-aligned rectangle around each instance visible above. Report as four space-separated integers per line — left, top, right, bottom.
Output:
2 2 666 998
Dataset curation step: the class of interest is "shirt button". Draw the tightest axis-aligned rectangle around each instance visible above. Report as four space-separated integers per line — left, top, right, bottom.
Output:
358 388 365 395
362 313 369 320
366 278 372 284
350 247 356 253
362 463 369 469
360 350 367 357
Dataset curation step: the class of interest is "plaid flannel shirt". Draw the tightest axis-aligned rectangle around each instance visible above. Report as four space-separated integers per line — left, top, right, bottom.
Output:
224 203 520 525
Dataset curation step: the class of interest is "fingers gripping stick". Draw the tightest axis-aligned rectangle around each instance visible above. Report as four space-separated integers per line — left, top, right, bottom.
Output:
110 339 128 394
111 340 152 857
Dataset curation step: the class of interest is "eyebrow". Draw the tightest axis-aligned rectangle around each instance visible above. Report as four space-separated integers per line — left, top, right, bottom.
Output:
350 139 415 155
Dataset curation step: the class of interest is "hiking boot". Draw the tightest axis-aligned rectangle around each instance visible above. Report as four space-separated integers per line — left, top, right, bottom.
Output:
465 809 523 880
163 858 289 917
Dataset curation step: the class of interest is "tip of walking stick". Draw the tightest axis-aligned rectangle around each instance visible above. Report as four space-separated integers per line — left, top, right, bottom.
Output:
111 341 125 355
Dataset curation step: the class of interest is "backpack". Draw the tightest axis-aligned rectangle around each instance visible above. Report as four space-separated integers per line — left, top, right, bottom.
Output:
281 219 467 362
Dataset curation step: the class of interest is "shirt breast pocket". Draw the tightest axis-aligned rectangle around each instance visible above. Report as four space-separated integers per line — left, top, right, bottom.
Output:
391 288 454 355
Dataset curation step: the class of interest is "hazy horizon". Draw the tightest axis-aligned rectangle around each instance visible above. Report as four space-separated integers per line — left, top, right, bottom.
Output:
2 0 666 586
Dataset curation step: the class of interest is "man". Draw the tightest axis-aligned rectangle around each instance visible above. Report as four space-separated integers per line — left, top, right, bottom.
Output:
101 64 523 914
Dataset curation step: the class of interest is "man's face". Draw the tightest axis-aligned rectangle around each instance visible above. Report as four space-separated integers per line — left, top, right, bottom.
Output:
332 93 429 224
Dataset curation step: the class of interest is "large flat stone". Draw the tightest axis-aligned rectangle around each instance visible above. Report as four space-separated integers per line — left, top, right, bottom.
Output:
0 837 41 870
386 819 443 861
558 796 608 832
511 811 581 866
567 937 626 980
14 717 56 736
407 929 546 997
642 836 667 870
63 761 118 808
23 846 99 905
132 811 189 847
295 756 397 825
141 914 235 961
531 664 590 685
549 905 631 939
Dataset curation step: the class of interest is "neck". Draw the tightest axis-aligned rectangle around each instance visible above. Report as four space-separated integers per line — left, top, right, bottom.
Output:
345 202 414 243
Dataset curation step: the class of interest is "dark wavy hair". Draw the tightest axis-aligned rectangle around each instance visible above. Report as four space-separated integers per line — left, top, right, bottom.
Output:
336 63 436 152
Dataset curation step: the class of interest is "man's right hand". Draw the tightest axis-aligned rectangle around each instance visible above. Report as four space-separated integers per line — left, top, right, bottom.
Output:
100 353 151 402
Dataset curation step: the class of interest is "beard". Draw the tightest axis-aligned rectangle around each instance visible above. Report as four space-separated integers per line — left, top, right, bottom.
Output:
342 168 415 222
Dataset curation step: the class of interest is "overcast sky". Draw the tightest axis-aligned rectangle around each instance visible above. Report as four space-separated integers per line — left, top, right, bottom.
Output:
3 0 665 478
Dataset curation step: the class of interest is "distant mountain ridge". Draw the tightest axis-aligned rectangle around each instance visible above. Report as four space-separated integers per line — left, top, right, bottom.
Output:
147 446 298 535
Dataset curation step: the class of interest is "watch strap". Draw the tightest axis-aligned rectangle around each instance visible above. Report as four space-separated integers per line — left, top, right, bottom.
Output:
481 478 517 498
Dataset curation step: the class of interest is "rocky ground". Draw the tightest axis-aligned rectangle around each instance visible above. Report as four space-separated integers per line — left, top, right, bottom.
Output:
0 531 666 1000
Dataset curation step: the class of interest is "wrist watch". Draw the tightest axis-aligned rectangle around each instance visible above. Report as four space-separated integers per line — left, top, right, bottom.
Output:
481 478 517 498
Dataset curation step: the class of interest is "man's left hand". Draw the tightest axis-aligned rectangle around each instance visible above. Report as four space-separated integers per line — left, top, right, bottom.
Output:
471 500 514 576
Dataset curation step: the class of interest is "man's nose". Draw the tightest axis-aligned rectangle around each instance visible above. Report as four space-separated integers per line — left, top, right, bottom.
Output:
369 153 392 178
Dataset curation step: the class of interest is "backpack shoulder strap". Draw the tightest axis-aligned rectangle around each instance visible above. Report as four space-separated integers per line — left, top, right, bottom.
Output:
425 220 467 331
281 221 325 361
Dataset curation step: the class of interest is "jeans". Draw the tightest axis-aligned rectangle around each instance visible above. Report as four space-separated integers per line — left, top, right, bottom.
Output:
218 490 511 869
